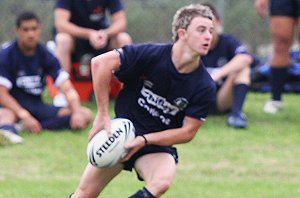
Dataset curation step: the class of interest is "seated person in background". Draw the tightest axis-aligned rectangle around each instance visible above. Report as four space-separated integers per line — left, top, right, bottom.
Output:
54 0 132 74
0 12 92 144
201 3 253 129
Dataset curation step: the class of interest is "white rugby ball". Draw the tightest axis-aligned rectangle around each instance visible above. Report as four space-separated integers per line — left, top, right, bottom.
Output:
87 118 135 168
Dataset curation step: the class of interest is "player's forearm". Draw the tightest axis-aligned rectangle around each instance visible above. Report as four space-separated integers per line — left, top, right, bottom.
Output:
105 12 127 37
217 54 253 79
144 118 203 146
0 89 30 120
144 127 197 147
91 58 112 116
56 21 92 39
91 51 121 115
66 90 82 114
55 9 92 39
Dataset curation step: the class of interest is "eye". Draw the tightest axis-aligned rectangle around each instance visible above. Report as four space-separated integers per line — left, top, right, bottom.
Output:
197 26 205 33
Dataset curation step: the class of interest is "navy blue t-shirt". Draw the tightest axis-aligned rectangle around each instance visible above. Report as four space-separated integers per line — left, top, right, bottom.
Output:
55 0 124 30
0 40 69 105
114 44 216 135
201 34 250 68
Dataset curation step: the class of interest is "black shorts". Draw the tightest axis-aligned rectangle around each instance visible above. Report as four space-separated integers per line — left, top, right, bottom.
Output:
270 0 300 17
20 99 61 122
71 38 110 62
123 145 179 173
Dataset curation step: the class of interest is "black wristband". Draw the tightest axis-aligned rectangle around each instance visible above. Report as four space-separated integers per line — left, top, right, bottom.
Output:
140 135 148 145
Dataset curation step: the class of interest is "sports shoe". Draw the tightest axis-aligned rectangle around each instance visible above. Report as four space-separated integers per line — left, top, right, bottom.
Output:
227 112 247 129
263 100 282 114
0 129 24 145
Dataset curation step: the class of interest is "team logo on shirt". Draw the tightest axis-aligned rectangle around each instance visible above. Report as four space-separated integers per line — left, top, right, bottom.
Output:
16 75 43 95
89 6 104 21
137 80 187 125
173 97 188 111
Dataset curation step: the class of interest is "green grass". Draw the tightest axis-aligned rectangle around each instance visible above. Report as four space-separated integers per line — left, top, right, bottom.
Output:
1 92 300 198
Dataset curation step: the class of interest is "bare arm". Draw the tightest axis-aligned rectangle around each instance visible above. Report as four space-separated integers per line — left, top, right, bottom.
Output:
54 8 93 39
255 0 269 19
0 85 41 133
59 79 81 113
123 116 203 161
211 53 253 81
88 50 121 140
104 11 127 37
59 79 88 130
145 116 203 145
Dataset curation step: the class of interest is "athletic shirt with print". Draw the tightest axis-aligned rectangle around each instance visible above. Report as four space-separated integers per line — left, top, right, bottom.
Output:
0 40 68 105
55 0 124 30
114 43 216 135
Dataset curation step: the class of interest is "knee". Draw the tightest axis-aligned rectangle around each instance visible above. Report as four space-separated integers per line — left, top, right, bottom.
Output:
236 67 251 85
0 108 17 124
147 178 172 196
55 33 74 51
272 36 292 55
113 32 132 47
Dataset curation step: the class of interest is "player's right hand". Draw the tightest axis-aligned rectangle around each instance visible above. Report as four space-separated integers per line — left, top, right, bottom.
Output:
22 115 42 134
88 113 111 141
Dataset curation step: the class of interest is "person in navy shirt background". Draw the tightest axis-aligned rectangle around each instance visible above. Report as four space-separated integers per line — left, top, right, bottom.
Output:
54 0 132 74
69 4 216 198
0 12 92 145
201 3 253 129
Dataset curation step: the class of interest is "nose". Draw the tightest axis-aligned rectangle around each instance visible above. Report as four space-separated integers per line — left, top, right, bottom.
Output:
204 31 213 41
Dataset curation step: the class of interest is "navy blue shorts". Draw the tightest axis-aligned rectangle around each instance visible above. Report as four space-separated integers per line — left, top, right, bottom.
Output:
20 99 61 122
270 0 300 17
72 38 110 62
123 145 178 173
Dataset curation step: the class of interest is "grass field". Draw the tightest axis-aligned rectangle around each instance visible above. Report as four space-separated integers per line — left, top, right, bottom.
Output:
0 92 300 198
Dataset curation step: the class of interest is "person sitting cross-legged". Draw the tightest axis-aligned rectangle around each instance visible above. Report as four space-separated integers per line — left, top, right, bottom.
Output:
0 11 93 144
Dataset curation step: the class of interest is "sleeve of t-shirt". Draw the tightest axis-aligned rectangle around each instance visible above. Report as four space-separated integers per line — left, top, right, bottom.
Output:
55 0 71 10
0 53 13 89
114 44 155 83
227 36 250 56
108 0 125 14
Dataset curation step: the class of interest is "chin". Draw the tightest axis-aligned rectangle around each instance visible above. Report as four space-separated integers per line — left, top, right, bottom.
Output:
199 50 209 56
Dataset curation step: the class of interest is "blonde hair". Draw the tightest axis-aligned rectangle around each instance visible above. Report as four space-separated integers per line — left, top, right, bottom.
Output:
172 4 213 42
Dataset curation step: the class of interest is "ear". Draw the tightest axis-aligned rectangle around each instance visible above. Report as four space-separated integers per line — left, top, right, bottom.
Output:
15 27 19 35
177 28 186 40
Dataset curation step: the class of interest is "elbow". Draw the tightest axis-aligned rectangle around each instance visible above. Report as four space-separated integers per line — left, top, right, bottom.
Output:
183 129 198 143
244 54 254 67
237 54 253 68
